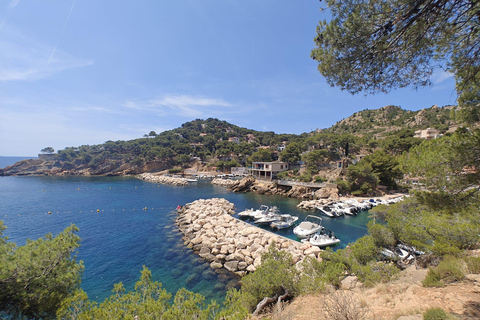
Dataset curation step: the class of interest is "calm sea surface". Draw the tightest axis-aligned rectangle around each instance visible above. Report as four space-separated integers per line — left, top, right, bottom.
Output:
0 176 371 303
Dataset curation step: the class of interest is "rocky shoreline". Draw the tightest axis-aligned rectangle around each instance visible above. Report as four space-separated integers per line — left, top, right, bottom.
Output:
176 198 321 276
137 173 189 186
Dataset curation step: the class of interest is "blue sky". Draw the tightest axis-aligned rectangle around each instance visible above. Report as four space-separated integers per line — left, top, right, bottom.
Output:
0 0 458 156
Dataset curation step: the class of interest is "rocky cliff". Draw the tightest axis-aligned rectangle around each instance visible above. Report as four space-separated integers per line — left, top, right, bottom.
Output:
0 158 157 176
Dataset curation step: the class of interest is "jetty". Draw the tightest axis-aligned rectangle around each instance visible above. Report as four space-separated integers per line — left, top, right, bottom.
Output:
176 198 320 276
137 173 189 186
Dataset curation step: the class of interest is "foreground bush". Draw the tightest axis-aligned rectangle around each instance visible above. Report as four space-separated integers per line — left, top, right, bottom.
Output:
423 256 465 287
57 266 244 320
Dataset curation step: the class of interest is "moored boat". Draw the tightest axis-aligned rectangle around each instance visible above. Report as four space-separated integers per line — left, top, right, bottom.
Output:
238 205 269 219
293 215 324 239
270 214 299 229
304 229 340 247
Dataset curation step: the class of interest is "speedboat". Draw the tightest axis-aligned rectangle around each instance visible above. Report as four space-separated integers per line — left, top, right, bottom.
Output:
270 214 299 229
254 206 281 225
317 206 335 218
305 229 340 247
293 215 324 239
238 205 269 219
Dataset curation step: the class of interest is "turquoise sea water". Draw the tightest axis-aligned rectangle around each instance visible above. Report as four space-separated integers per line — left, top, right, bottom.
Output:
0 176 371 303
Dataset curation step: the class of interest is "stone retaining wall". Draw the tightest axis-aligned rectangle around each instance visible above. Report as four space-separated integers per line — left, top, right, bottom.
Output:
137 173 188 186
176 198 322 276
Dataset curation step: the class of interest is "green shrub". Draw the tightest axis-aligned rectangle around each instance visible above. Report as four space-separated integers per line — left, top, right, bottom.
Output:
423 307 449 320
314 176 326 183
367 221 396 248
435 256 465 283
168 168 182 174
349 235 379 265
298 173 312 182
465 256 480 274
240 244 299 311
296 256 327 294
423 256 465 287
422 268 444 287
352 261 399 287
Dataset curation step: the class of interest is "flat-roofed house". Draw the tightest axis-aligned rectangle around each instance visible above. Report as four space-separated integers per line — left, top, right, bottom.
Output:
414 128 443 140
249 162 289 180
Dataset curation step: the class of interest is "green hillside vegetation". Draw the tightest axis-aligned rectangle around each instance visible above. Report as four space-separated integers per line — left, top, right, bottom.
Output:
17 104 470 197
35 105 456 177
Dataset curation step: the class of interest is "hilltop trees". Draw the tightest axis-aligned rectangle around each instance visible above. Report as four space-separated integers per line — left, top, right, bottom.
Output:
41 147 55 154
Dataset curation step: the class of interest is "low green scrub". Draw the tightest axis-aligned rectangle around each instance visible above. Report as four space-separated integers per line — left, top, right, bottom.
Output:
423 256 465 287
423 307 450 320
465 256 480 274
168 168 182 174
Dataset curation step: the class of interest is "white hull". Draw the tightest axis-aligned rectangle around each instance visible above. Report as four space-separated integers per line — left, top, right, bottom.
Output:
293 215 324 239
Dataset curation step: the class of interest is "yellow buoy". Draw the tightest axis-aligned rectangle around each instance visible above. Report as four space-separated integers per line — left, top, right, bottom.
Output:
144 207 147 210
97 209 100 212
48 211 51 214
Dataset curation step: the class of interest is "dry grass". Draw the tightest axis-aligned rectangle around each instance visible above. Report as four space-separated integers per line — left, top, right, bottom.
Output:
323 290 369 320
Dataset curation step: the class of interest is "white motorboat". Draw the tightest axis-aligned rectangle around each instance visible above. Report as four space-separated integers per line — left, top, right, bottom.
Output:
305 229 340 247
270 214 299 229
293 215 324 239
238 205 269 219
185 178 198 182
255 213 281 225
317 206 335 218
254 206 281 225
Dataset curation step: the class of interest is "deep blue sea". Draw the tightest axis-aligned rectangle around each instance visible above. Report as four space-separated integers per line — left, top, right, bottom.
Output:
0 176 371 303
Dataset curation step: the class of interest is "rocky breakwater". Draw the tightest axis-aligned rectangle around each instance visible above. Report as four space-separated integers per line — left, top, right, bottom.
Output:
137 173 188 186
176 198 321 276
211 178 237 188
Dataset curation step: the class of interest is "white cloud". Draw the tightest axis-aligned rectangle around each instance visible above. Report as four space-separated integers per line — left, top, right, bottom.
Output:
431 69 454 85
123 94 234 118
0 25 93 82
8 0 20 9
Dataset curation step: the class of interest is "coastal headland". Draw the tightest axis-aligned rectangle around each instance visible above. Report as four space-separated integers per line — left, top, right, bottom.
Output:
175 198 320 276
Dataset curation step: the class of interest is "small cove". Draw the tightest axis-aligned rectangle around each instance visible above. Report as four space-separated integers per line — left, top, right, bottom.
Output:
0 176 371 303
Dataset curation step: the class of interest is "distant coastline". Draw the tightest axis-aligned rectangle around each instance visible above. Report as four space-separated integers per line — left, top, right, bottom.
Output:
0 156 36 169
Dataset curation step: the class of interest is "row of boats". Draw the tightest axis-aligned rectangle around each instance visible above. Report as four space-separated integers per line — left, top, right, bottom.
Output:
317 196 406 218
238 206 340 248
238 205 300 230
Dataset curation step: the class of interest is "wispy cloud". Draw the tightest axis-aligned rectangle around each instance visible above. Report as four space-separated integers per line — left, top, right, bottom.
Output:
8 0 20 9
123 94 234 118
431 69 454 85
0 24 93 81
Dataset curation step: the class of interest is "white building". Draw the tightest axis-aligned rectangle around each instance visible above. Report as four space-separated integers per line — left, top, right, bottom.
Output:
249 162 289 180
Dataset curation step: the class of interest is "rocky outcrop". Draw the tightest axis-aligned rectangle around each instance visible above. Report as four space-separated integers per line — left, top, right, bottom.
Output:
137 173 188 186
314 186 339 199
227 176 256 192
176 198 318 276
